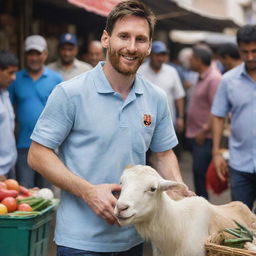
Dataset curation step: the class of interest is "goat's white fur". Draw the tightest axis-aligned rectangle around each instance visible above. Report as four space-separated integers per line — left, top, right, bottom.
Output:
114 165 256 256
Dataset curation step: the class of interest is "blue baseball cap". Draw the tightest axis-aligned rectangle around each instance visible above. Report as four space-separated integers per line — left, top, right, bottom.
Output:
151 41 169 54
59 33 77 46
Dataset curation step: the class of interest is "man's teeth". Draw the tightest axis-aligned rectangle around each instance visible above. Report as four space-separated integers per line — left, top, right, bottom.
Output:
123 56 136 60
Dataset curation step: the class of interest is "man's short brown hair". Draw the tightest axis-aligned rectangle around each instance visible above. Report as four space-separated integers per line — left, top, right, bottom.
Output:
105 0 156 39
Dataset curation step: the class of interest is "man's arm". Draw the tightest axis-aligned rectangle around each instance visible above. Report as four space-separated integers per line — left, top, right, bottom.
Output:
149 149 194 198
28 141 121 224
174 97 185 133
212 115 228 181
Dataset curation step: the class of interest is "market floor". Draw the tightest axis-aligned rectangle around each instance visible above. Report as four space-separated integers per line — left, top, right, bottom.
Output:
48 151 231 256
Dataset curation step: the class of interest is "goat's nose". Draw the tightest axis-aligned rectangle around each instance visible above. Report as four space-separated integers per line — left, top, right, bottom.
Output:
116 202 129 212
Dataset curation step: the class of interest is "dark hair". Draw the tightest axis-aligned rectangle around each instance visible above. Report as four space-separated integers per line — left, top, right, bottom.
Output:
0 50 18 70
217 43 240 60
105 0 156 39
237 25 256 45
192 46 212 66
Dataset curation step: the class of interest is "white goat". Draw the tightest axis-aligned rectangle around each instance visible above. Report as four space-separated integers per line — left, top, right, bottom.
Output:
114 165 256 256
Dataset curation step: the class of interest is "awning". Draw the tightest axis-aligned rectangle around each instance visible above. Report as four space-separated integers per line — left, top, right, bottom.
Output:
67 0 124 16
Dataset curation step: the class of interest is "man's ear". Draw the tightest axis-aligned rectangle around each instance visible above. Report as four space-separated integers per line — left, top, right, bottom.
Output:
101 30 109 49
147 41 152 56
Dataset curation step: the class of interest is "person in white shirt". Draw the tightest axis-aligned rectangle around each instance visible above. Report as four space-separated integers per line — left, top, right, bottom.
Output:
138 41 185 158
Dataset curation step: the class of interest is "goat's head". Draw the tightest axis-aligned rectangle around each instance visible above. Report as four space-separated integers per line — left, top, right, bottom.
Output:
114 165 184 226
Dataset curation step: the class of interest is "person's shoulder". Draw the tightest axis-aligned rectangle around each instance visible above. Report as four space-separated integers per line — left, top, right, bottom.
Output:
222 64 242 81
136 73 166 98
138 61 149 73
75 59 92 69
45 67 63 80
47 61 58 69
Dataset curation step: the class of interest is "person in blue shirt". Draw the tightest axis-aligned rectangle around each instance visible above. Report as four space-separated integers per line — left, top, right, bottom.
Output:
28 1 193 255
8 35 63 188
212 24 256 210
0 50 18 180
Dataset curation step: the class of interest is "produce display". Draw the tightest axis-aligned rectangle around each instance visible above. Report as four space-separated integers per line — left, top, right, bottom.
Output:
222 220 256 251
0 179 57 217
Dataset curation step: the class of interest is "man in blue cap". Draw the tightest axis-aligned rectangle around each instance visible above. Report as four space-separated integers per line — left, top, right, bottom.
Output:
48 33 92 80
139 40 185 159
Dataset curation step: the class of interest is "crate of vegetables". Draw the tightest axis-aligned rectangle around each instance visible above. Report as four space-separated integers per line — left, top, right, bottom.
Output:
0 179 59 256
205 220 256 256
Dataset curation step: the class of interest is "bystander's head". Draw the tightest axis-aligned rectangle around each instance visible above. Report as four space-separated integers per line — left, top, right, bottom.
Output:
25 35 48 74
190 46 212 72
217 43 241 71
0 50 18 89
236 25 256 72
58 33 78 66
83 40 104 67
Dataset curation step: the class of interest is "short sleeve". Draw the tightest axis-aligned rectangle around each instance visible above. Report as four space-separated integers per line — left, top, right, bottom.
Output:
211 78 230 117
150 93 178 152
31 85 74 149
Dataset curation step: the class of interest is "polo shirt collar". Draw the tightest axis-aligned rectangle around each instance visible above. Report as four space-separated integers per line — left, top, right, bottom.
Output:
93 61 144 95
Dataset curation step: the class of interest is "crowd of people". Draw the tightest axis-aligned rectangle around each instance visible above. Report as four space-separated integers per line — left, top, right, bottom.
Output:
1 0 256 255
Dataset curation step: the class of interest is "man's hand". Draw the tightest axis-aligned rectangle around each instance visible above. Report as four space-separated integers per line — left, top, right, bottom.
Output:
195 130 206 145
83 183 122 225
176 117 184 134
213 154 228 182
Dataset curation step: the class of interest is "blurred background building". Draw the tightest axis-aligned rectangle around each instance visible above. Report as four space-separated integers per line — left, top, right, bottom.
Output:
0 0 256 65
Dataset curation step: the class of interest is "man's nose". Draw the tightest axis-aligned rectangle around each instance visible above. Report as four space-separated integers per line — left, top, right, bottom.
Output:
127 39 137 53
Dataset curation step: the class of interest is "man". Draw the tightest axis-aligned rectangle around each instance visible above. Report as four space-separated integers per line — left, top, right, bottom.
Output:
217 43 241 72
48 33 92 80
8 35 63 188
28 1 192 255
186 46 221 199
138 40 185 158
0 50 18 180
81 40 105 67
212 25 256 210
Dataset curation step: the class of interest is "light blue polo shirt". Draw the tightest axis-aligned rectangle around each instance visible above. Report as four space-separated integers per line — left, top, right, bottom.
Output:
211 63 256 172
31 62 178 252
8 67 63 148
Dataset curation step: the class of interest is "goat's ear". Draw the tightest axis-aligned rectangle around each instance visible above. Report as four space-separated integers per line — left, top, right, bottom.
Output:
159 180 185 191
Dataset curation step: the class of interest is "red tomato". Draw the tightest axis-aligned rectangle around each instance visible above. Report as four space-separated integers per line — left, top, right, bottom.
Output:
1 197 17 212
18 203 32 212
4 179 20 192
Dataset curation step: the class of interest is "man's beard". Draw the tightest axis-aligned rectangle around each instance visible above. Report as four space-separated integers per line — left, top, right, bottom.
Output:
108 45 146 76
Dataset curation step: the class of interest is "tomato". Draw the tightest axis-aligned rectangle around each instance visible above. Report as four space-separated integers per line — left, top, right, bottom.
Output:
1 197 17 212
0 203 8 215
4 179 20 191
0 182 7 189
17 203 32 212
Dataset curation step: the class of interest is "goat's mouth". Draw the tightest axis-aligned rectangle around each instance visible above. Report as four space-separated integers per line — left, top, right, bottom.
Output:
115 213 135 222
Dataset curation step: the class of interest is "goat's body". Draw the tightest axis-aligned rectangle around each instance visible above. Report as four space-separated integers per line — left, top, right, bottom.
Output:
115 166 256 256
136 194 256 256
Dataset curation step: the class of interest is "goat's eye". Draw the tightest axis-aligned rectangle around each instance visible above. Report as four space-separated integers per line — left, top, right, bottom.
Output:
150 187 156 192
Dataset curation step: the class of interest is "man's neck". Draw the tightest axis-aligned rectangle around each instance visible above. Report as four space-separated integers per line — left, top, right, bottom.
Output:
246 66 256 81
28 68 44 81
149 62 161 73
198 64 209 75
103 62 135 101
60 59 75 70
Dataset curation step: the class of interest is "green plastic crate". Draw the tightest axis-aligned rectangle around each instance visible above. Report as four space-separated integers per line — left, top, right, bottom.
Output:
0 201 58 256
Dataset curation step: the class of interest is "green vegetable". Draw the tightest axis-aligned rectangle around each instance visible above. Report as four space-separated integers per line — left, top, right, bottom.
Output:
17 196 52 211
8 211 41 216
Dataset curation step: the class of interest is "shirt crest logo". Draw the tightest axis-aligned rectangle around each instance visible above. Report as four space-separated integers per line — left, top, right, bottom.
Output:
143 114 152 127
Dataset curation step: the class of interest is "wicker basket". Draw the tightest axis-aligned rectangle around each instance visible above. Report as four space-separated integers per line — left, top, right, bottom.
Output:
205 232 256 256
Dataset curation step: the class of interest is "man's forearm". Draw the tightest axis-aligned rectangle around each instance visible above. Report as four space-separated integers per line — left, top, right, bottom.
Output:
150 149 183 182
28 141 93 199
212 115 225 155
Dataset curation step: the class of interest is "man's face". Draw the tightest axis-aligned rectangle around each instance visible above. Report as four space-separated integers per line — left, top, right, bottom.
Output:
26 50 47 73
59 43 77 65
239 42 256 71
0 65 18 89
101 15 151 76
150 52 167 71
189 53 200 72
87 43 104 67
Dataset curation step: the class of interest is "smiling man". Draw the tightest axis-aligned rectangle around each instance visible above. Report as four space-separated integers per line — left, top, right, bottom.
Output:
212 25 256 210
28 1 192 255
8 35 63 189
